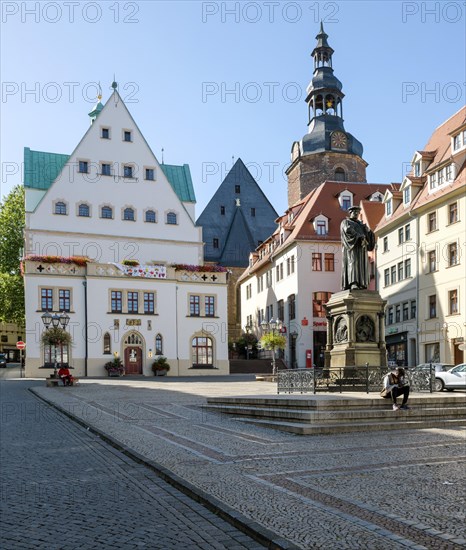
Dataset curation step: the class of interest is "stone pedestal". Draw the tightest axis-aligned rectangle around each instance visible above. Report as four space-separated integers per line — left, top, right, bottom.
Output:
324 289 387 368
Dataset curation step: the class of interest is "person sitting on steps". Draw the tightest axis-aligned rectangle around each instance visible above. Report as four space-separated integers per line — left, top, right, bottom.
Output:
382 367 410 411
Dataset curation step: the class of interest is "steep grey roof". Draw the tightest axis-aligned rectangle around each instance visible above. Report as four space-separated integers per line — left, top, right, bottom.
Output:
196 158 278 267
302 116 364 157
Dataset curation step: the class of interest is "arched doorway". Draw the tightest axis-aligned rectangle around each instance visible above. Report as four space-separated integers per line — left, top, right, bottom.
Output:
123 332 143 375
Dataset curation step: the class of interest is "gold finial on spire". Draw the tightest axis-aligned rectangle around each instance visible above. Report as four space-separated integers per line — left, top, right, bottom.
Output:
97 81 102 101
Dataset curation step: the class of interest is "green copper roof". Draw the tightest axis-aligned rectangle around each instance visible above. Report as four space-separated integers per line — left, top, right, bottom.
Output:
23 148 196 203
88 101 104 120
161 163 196 203
24 147 70 190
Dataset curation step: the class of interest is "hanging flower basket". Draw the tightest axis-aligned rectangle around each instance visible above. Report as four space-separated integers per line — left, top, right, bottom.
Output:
41 327 72 346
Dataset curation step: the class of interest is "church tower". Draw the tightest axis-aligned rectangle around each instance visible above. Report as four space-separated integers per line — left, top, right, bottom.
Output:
287 23 368 206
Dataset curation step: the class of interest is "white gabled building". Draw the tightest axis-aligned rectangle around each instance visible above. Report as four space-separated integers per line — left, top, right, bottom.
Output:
24 89 229 377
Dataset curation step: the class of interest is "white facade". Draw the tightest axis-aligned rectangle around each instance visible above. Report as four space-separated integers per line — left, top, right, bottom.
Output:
24 91 229 377
240 240 342 368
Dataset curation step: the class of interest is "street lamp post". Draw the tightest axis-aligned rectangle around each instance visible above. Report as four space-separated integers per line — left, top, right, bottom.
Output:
260 318 283 376
244 323 253 360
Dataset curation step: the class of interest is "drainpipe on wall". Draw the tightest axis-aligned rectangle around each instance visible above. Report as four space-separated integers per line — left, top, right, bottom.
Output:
175 284 180 376
408 210 419 365
82 281 88 377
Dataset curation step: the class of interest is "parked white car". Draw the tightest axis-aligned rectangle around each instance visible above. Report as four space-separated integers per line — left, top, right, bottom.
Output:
434 363 466 391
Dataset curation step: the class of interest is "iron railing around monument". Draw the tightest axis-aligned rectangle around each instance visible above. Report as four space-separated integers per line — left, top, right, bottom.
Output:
277 365 435 395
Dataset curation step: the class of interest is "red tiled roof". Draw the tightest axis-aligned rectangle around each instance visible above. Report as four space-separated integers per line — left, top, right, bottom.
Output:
360 200 385 230
238 180 395 282
376 106 466 232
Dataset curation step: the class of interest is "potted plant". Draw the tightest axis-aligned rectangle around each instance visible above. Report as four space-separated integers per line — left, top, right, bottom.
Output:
104 357 125 377
151 356 170 376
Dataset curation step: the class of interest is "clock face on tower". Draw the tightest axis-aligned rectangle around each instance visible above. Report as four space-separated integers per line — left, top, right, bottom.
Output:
331 131 347 150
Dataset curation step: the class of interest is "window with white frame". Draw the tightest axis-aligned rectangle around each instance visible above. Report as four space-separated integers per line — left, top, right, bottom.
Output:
449 289 458 315
145 168 155 181
315 220 327 235
101 206 113 219
155 334 163 355
78 203 90 217
166 212 177 225
54 201 67 215
403 186 411 204
103 333 111 354
192 337 213 366
386 199 392 216
145 210 156 223
123 208 135 221
339 193 352 210
101 163 111 176
78 161 88 174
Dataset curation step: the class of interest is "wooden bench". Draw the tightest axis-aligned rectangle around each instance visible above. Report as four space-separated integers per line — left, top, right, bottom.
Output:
46 377 80 387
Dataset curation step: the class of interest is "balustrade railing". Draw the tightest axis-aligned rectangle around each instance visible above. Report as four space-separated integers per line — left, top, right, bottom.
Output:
277 366 435 395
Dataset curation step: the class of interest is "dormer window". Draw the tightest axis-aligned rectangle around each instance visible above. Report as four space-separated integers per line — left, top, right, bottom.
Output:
445 164 452 182
386 199 392 216
429 172 437 189
403 186 411 205
452 130 465 152
414 162 421 177
313 215 328 235
338 191 352 211
370 192 383 202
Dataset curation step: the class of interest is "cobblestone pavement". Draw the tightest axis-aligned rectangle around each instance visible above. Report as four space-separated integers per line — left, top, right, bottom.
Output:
0 378 267 550
16 375 466 549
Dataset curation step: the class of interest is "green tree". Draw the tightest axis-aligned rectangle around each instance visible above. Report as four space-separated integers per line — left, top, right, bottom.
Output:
259 332 287 376
0 273 24 325
0 185 25 275
0 185 25 325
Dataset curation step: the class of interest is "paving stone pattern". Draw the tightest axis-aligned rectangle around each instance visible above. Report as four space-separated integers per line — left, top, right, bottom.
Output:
0 381 265 550
23 377 466 549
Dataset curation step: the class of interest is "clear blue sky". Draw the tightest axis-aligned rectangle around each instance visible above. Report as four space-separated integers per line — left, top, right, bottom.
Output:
1 1 465 214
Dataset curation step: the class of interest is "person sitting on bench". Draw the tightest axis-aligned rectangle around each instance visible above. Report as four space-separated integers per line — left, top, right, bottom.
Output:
382 367 410 411
58 366 73 386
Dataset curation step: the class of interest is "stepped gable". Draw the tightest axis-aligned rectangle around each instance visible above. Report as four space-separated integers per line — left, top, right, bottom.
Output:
196 158 278 267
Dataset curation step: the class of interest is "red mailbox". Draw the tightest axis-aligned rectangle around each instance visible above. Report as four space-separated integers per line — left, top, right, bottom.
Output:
306 349 313 368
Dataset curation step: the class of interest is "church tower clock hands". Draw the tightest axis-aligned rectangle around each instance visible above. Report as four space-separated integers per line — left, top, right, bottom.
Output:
286 22 368 206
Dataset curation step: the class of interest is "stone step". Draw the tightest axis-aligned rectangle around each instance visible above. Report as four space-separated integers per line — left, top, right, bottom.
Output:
235 417 466 435
207 395 466 411
206 403 466 424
